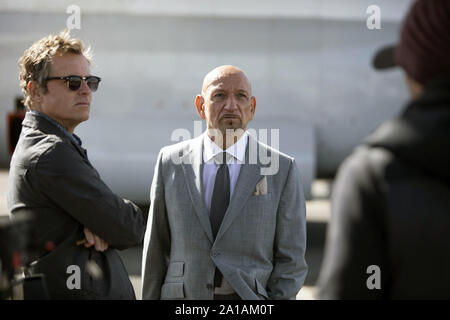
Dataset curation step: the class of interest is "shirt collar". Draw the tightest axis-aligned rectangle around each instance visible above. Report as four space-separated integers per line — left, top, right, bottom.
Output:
29 110 82 146
203 131 248 164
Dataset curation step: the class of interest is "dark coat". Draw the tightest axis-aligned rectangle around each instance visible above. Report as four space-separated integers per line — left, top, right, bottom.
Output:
7 112 146 299
318 74 450 299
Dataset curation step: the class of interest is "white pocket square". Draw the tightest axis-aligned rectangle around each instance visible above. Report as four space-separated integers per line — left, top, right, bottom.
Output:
254 176 268 196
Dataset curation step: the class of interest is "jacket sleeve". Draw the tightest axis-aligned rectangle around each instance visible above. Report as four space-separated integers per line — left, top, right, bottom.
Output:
317 149 387 299
141 150 170 299
33 141 145 249
267 159 308 300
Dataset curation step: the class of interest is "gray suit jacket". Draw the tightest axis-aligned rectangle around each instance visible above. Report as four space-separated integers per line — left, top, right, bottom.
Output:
142 134 307 300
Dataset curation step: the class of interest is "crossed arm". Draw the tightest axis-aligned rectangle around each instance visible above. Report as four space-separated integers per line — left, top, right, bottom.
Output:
34 141 145 250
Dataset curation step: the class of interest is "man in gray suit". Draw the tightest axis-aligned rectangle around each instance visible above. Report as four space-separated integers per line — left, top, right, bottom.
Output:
142 65 308 300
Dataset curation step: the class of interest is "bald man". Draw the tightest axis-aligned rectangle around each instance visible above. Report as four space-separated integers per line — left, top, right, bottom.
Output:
142 65 308 300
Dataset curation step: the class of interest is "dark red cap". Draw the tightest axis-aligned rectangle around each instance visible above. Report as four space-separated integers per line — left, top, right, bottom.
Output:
373 0 450 85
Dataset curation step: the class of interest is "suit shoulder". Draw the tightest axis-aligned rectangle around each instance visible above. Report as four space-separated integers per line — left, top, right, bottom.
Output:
255 138 294 165
158 136 201 161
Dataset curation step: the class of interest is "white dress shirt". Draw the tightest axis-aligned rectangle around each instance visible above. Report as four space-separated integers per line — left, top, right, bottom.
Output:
202 131 248 295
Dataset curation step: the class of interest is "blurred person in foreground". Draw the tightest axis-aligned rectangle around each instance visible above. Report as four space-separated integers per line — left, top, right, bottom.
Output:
142 65 308 300
7 30 145 299
318 0 450 299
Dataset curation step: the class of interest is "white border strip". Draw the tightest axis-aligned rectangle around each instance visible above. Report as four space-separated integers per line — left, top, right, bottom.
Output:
0 0 413 22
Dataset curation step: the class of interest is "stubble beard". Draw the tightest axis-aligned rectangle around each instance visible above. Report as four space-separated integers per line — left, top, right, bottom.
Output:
214 117 245 148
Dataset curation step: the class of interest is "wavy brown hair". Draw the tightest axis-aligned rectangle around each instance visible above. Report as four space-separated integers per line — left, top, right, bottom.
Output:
18 29 92 109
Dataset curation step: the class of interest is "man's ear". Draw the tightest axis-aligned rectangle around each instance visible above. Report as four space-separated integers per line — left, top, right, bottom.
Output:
250 96 256 119
195 95 206 120
27 81 43 106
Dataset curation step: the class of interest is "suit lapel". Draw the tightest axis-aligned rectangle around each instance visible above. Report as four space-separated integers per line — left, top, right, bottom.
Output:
215 135 263 242
181 135 214 243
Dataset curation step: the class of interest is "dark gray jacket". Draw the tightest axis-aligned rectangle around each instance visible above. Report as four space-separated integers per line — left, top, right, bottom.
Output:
318 74 450 299
7 112 145 299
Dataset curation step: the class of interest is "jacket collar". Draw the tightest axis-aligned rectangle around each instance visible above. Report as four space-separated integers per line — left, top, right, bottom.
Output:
22 111 88 158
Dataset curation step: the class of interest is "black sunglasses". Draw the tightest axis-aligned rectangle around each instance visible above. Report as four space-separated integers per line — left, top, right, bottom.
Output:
45 75 101 92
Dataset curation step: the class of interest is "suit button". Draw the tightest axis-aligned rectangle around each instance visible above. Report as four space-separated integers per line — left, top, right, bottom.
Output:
211 251 218 257
206 284 214 290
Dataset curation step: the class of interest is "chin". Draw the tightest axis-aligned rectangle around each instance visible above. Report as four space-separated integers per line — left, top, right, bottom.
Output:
82 109 90 118
220 119 242 129
78 113 90 123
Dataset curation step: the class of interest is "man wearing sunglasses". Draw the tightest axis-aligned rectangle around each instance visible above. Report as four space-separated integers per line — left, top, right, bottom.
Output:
7 30 145 299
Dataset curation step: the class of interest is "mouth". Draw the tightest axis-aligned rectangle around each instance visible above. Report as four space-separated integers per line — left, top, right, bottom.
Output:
76 102 90 107
221 114 240 119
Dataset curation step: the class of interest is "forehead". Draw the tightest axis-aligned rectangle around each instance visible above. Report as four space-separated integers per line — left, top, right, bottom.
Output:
50 53 90 75
205 72 251 93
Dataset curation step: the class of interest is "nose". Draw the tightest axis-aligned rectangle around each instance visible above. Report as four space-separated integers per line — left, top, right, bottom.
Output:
224 96 238 111
78 79 91 95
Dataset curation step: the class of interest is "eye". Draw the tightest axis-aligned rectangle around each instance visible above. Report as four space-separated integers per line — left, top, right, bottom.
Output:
213 92 225 98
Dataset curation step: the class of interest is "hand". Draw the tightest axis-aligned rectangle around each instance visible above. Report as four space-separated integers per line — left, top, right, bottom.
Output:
83 227 109 252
